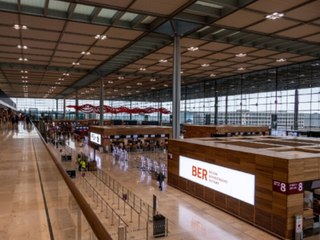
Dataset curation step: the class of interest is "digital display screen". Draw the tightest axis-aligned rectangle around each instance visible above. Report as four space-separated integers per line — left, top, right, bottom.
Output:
179 156 255 205
90 132 101 145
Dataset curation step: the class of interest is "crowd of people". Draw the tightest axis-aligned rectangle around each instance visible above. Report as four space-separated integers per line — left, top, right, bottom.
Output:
0 108 33 130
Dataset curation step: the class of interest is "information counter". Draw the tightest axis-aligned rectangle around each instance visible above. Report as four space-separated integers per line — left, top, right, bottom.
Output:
88 125 171 152
168 136 320 239
183 124 269 138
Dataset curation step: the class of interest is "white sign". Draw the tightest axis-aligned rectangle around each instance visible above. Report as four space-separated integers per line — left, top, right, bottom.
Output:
179 156 255 205
90 132 101 145
295 215 303 233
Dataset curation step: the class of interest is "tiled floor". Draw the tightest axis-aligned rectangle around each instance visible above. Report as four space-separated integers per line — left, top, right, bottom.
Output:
1 123 320 239
0 124 95 240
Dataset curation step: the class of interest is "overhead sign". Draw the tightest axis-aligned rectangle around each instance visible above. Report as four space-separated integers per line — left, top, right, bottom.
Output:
179 156 255 205
90 132 101 145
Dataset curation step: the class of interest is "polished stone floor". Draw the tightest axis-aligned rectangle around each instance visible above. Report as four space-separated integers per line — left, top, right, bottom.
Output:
1 123 319 239
0 123 95 240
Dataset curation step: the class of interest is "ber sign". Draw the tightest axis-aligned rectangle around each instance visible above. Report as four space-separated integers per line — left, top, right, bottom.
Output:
179 156 255 205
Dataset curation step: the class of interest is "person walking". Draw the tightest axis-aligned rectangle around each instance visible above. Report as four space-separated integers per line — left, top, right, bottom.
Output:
157 172 165 191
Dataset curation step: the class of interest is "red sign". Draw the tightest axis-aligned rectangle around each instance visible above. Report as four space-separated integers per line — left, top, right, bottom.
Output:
273 180 303 195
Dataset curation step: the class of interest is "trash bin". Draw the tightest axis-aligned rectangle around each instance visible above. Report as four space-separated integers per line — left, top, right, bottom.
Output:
118 224 125 240
153 214 166 237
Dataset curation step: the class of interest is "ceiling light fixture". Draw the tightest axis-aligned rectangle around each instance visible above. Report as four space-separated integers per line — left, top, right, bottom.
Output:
108 81 113 84
63 73 69 76
118 76 124 80
276 58 286 62
238 67 245 71
136 90 140 93
21 76 28 79
13 24 28 30
265 12 284 20
126 86 131 88
139 67 146 71
163 84 168 87
151 87 155 90
187 46 199 52
235 53 247 57
94 34 107 40
150 78 156 82
137 82 142 85
18 57 28 61
58 78 64 81
201 63 210 67
17 45 28 49
72 62 80 65
159 59 168 63
180 71 183 74
81 51 91 55
210 73 216 77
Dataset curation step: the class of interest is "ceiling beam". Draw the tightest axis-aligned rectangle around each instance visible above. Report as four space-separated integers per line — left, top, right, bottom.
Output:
0 63 89 73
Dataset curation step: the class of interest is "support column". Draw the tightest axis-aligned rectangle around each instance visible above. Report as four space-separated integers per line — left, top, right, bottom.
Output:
75 89 79 121
172 33 181 139
240 76 243 125
184 93 187 123
225 94 228 125
63 98 66 119
214 81 218 125
159 101 163 126
56 99 58 119
99 77 104 126
294 89 299 130
130 100 132 121
275 68 279 130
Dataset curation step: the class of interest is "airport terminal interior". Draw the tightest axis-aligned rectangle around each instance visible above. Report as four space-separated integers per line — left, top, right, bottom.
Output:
0 0 320 239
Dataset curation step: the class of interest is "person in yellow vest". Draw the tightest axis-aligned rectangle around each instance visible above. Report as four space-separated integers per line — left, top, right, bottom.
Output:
80 159 87 171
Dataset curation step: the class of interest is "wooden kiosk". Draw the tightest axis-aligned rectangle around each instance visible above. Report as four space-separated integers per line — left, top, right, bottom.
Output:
182 124 269 138
88 125 172 152
168 136 320 239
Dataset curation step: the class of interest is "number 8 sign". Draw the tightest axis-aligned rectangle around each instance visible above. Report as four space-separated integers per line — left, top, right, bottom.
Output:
273 180 304 195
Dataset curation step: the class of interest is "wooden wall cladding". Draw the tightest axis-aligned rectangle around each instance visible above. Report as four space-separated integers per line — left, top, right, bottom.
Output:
240 202 254 222
89 125 172 148
167 137 320 239
183 125 269 138
89 125 172 137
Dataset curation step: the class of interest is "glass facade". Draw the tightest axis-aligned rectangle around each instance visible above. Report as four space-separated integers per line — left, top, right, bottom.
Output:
12 60 320 130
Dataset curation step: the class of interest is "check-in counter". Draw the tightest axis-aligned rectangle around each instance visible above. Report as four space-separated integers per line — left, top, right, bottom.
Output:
88 125 172 152
183 124 269 138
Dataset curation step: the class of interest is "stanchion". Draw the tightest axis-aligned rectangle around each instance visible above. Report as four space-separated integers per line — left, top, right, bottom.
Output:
111 211 114 226
146 220 149 240
118 194 120 210
105 204 108 219
130 208 132 223
138 214 141 230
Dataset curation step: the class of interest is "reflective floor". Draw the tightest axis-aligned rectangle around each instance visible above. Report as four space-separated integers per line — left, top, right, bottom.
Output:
1 123 319 239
